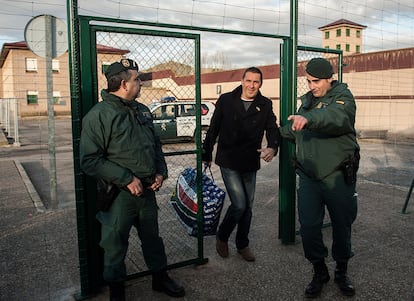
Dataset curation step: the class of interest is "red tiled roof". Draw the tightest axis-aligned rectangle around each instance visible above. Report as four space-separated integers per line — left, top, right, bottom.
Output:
148 47 414 86
149 64 282 86
318 19 367 30
0 41 129 67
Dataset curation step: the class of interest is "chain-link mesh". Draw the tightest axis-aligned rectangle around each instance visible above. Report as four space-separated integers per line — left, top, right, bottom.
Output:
125 154 200 274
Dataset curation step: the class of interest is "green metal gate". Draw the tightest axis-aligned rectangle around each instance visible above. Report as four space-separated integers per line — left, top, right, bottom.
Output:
68 7 342 301
69 14 292 299
74 16 210 299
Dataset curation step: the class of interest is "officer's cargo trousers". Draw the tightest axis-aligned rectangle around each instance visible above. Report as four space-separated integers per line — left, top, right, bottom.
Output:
297 169 358 264
96 189 167 282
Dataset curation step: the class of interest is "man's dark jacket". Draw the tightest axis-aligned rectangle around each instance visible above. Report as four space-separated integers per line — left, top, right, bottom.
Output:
80 90 167 187
202 85 281 172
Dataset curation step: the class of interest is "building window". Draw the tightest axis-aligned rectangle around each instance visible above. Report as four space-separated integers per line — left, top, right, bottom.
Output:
53 91 61 104
336 44 341 50
102 62 111 74
27 91 38 104
356 45 361 53
325 31 330 39
346 44 350 52
346 28 350 37
52 59 60 72
336 29 341 37
356 30 361 38
25 58 38 72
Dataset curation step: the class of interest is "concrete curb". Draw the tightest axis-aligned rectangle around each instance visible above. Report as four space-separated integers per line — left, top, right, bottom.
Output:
14 159 46 213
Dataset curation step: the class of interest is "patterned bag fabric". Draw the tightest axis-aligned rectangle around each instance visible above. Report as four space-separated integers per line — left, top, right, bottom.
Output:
170 167 225 237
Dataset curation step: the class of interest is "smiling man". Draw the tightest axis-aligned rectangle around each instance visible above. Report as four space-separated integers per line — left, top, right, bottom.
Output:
202 66 281 262
280 58 360 298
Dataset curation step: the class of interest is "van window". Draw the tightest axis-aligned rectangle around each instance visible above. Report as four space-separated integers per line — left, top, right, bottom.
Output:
179 104 196 117
152 105 175 119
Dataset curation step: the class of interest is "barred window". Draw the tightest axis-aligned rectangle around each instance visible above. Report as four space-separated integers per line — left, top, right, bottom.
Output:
25 58 38 72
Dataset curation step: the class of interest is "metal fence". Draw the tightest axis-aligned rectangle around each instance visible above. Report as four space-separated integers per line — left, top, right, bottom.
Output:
0 98 20 146
93 31 204 275
72 15 289 297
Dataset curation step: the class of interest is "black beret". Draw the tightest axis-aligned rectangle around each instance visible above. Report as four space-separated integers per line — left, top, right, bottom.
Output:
105 58 139 80
306 58 334 79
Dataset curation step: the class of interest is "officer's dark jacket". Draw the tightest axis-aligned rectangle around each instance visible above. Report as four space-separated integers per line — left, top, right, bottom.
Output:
280 81 359 179
80 90 167 187
202 85 281 172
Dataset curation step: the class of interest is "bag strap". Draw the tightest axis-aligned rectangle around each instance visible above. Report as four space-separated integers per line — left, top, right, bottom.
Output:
203 163 215 182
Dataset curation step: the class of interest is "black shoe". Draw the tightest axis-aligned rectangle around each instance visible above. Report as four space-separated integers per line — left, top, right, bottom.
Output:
152 271 185 298
305 263 330 298
108 281 125 301
334 272 355 296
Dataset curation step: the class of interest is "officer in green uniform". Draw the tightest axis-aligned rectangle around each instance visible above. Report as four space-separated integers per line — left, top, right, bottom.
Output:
80 59 185 300
280 58 360 298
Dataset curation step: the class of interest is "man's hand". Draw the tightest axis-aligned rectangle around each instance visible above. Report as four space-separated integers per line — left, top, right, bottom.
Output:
257 147 276 162
203 161 212 168
288 115 308 131
126 176 144 196
149 174 164 191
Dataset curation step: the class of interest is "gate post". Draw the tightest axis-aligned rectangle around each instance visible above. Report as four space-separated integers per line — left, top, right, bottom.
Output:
67 1 104 299
278 39 297 245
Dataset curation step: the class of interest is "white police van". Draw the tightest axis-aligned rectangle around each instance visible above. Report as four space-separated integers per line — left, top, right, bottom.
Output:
148 98 215 143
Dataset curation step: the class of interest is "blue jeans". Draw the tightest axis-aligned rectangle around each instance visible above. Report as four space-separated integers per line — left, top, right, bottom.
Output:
218 167 257 250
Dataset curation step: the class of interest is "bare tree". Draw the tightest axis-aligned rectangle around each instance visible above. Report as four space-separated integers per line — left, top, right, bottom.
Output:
202 51 232 71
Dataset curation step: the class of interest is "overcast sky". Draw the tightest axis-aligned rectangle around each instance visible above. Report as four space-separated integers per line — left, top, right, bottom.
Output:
0 0 413 68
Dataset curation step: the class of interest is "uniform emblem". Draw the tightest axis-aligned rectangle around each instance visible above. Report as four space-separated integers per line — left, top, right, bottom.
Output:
121 59 131 68
316 102 328 109
336 100 345 105
161 123 167 131
256 106 260 112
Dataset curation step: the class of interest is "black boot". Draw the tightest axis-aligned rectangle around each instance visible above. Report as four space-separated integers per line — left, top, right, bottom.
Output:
334 262 355 297
152 270 185 298
108 281 125 301
305 260 330 298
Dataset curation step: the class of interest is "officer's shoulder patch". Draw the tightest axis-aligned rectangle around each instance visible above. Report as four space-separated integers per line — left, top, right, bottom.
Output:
336 100 345 105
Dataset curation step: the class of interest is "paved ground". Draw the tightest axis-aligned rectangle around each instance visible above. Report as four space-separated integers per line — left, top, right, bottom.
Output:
1 118 414 300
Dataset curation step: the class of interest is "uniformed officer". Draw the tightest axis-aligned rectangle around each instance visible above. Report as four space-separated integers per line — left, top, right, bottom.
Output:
280 58 360 298
80 59 185 300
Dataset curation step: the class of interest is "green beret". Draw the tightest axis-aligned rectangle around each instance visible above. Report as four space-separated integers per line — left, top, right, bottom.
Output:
306 58 333 79
105 58 139 79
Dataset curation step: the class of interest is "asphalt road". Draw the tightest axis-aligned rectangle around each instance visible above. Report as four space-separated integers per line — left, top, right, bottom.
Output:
1 117 414 301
